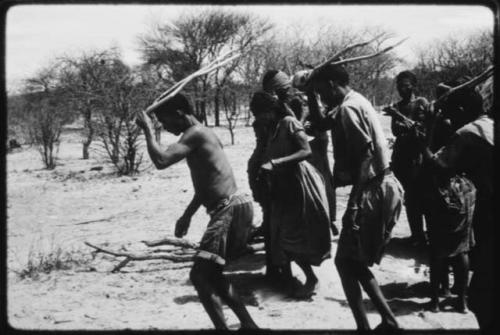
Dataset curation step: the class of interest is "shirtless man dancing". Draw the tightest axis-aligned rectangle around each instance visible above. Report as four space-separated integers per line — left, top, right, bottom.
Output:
136 94 258 330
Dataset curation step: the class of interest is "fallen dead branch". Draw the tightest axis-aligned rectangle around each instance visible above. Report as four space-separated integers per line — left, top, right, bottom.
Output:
86 233 265 273
74 216 115 225
84 242 194 273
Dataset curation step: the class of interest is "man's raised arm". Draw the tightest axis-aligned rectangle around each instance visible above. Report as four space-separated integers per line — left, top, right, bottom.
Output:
306 90 334 131
136 111 195 170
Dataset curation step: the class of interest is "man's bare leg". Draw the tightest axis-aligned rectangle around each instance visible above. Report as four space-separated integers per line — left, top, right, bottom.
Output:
358 268 399 329
192 258 258 329
294 261 319 298
213 273 259 329
451 253 469 313
190 260 228 329
335 258 370 330
429 255 443 312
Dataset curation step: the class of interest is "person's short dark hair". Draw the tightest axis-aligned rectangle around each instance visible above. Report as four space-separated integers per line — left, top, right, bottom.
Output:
313 64 349 86
262 70 280 90
396 71 417 86
442 76 485 121
153 93 194 118
250 91 279 117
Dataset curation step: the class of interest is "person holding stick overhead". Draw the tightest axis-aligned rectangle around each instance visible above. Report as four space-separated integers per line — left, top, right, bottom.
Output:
415 70 494 329
136 52 258 330
307 64 404 333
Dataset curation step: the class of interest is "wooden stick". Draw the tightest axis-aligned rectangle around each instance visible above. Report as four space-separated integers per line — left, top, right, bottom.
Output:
434 66 494 104
304 37 408 87
146 51 241 115
318 33 385 68
330 37 409 67
153 49 238 103
74 216 115 225
141 237 199 249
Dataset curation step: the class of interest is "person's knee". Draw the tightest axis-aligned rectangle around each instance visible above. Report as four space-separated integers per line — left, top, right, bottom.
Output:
335 257 347 272
336 258 369 280
189 264 204 288
190 259 223 284
357 266 374 282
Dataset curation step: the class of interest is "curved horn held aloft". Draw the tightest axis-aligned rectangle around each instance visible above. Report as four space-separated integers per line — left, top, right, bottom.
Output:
145 50 241 116
296 37 409 90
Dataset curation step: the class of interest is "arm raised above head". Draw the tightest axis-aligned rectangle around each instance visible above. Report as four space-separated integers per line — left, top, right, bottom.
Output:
141 121 201 170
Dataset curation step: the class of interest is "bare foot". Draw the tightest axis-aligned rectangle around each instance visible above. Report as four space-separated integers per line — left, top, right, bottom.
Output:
425 300 440 313
439 287 452 298
240 321 259 329
292 278 318 300
454 298 468 314
373 321 402 334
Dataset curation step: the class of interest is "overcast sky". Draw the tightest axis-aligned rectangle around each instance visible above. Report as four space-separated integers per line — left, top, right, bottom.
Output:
5 4 494 93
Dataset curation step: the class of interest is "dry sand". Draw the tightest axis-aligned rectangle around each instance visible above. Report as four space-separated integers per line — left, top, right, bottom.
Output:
6 116 479 331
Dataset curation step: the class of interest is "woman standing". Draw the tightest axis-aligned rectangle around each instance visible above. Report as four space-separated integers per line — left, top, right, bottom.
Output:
259 89 331 299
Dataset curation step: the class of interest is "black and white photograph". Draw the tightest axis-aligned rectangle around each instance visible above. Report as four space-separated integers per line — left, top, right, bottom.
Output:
4 1 495 333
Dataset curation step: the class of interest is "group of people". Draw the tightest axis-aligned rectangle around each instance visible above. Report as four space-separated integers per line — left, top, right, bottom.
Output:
386 71 493 333
135 62 493 333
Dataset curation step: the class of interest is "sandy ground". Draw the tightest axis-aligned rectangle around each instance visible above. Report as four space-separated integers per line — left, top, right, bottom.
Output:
6 116 479 331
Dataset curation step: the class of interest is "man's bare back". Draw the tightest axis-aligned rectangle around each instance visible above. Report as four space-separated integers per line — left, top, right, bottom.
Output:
136 93 258 329
182 125 237 209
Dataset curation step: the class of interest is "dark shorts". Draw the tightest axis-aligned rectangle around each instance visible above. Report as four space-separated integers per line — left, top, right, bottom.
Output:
336 172 404 266
195 193 254 266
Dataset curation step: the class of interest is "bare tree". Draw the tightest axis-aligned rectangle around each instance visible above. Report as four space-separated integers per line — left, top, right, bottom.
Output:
23 64 74 169
221 83 247 145
138 9 272 126
91 57 154 175
58 49 119 159
413 30 493 99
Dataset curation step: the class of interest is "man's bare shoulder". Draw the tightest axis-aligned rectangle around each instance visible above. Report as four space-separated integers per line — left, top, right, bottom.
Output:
181 125 220 147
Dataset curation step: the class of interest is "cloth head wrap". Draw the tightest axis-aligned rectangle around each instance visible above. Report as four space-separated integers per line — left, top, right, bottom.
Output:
263 71 291 93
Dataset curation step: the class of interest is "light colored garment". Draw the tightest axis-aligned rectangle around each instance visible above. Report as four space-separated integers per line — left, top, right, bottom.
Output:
335 172 404 266
264 71 291 93
332 90 390 186
265 116 331 266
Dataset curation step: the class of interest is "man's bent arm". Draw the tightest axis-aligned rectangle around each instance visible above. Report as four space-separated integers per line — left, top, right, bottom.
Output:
271 130 312 168
306 90 333 131
182 193 202 219
143 126 195 170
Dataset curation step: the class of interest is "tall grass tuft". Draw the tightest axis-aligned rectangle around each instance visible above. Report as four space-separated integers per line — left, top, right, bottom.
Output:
14 235 92 280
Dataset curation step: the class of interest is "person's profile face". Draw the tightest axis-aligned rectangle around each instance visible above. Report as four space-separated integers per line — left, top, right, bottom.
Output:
397 78 413 100
157 110 184 135
314 80 336 107
276 86 292 102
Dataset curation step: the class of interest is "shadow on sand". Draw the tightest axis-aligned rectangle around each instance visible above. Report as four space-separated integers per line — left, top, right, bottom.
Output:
385 237 429 265
325 295 428 317
381 281 430 299
324 280 431 317
174 252 268 307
